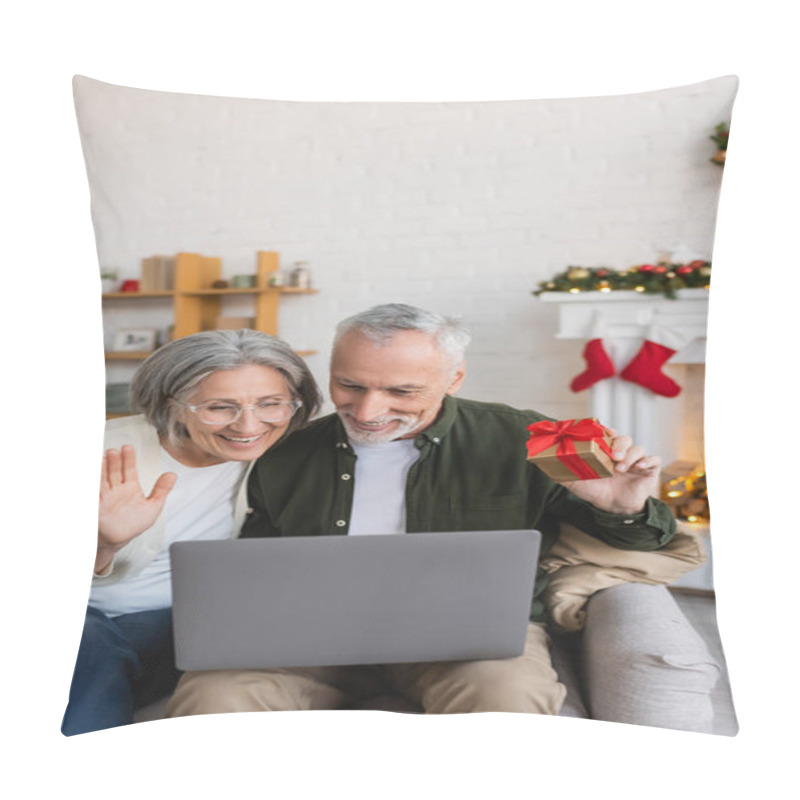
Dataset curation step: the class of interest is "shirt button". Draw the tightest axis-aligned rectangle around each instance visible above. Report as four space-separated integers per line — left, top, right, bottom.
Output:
623 519 635 525
341 473 352 480
335 520 347 527
432 437 441 444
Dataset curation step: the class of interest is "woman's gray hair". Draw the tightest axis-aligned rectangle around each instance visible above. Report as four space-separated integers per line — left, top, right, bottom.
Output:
130 329 322 442
333 303 471 373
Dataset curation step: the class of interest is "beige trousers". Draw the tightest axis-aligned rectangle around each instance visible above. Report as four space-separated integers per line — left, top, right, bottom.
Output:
166 623 566 717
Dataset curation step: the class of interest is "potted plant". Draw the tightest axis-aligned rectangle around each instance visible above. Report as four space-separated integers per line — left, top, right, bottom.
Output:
101 269 119 293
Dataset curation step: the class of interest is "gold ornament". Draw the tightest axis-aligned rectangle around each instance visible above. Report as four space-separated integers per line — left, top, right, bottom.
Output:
567 267 591 280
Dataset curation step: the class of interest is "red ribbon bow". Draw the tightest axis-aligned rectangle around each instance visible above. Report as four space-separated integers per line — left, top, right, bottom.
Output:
526 418 613 480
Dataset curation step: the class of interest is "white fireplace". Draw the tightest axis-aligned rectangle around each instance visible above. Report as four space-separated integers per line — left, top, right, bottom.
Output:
538 287 713 590
537 287 709 469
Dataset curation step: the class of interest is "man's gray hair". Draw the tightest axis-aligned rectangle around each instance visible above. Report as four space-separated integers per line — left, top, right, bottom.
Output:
333 303 471 371
130 329 322 442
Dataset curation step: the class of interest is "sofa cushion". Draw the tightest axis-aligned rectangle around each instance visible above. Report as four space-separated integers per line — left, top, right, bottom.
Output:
541 522 707 632
582 583 724 733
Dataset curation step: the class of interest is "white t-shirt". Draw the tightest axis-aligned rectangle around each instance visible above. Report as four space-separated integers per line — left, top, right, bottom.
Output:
89 449 248 617
348 439 420 536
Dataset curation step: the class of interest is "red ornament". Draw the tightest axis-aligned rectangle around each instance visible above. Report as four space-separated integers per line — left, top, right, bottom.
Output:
676 265 694 275
653 265 668 274
638 264 656 273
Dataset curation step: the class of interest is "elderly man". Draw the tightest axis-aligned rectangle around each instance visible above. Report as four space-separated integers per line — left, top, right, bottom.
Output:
166 303 675 717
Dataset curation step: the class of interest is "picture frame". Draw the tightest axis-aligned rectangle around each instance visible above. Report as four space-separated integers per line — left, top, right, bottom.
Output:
112 327 158 352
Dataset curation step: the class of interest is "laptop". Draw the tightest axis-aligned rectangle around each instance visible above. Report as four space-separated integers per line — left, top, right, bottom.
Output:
170 529 541 671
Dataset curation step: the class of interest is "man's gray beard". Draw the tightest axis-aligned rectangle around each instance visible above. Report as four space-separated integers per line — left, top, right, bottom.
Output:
339 413 420 444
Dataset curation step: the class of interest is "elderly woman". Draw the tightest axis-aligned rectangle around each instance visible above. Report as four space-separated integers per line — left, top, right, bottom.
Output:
61 329 321 736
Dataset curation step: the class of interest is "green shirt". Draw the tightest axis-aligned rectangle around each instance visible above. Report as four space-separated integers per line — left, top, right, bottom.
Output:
243 396 676 620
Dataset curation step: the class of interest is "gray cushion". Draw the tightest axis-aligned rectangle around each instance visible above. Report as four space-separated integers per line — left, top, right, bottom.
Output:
582 583 722 732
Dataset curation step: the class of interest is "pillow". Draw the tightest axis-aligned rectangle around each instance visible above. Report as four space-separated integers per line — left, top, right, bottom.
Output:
541 522 707 633
66 74 738 737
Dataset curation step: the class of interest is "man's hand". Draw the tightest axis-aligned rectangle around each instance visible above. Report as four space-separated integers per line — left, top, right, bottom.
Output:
557 430 661 515
96 445 177 574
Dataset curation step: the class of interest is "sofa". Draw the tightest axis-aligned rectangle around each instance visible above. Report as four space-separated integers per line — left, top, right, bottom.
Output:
134 524 727 734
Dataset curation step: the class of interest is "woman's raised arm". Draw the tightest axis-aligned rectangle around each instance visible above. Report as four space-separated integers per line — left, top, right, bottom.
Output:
95 444 177 575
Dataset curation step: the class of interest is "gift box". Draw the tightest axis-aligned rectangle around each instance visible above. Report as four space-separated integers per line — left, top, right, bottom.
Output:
526 418 615 481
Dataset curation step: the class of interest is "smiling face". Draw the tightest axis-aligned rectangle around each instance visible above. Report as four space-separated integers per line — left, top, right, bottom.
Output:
330 329 465 444
164 364 295 467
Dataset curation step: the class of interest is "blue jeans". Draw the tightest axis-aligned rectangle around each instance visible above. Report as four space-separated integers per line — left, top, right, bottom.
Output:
61 605 180 736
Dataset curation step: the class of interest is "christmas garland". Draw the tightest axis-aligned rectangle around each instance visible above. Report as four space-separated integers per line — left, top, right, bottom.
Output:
532 260 711 300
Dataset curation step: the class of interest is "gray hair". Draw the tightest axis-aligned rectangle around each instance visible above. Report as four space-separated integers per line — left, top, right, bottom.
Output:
130 329 322 442
333 303 471 372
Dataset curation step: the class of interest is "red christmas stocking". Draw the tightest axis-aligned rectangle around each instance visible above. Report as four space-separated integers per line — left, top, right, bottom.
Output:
620 324 685 397
570 338 616 392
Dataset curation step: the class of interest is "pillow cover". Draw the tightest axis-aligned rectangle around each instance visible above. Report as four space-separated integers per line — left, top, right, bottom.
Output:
65 74 738 737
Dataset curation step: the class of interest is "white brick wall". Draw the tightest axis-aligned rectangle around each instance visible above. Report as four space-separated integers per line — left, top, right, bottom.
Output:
77 75 737 424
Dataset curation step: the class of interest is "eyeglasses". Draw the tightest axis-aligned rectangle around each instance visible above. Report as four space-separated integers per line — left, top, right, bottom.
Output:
179 399 303 426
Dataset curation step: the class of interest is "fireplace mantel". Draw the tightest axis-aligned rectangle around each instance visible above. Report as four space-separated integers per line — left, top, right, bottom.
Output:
537 287 709 364
536 288 710 466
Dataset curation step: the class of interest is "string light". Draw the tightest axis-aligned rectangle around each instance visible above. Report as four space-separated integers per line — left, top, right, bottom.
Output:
661 466 709 522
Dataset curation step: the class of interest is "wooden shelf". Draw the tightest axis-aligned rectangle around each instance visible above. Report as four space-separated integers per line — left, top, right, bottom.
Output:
101 251 317 340
105 351 155 360
181 288 266 296
104 287 319 298
102 251 319 413
102 291 174 299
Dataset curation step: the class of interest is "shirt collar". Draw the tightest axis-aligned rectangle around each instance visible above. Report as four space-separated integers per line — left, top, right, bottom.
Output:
412 394 457 447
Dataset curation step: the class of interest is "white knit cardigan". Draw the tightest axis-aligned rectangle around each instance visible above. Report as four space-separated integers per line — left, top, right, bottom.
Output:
91 415 251 586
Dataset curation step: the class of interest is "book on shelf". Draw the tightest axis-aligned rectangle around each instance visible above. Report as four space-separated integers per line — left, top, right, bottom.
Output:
140 255 176 291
